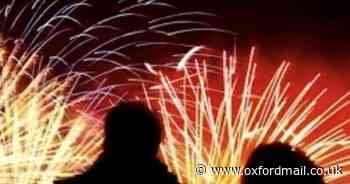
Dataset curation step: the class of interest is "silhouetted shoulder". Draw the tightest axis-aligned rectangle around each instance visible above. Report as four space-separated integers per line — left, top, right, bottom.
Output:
54 164 105 184
150 159 180 184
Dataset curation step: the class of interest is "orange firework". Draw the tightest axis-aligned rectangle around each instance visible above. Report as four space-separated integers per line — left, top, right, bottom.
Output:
139 47 350 184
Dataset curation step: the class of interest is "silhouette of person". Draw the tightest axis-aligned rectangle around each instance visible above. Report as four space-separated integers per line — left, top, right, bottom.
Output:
242 143 325 184
55 101 179 184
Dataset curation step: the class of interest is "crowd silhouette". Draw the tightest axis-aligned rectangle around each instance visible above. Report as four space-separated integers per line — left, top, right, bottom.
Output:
55 101 179 184
242 143 325 184
56 101 325 184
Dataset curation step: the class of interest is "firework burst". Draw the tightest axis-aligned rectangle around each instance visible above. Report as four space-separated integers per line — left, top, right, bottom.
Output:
0 39 106 184
139 47 350 184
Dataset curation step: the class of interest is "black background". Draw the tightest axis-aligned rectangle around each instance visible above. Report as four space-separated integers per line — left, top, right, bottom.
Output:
169 0 350 66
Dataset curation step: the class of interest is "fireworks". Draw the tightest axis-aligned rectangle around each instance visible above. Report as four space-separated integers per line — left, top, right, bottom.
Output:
0 0 235 110
140 48 350 184
0 39 105 184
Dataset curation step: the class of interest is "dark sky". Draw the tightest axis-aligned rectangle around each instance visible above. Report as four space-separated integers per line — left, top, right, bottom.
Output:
3 0 349 65
169 0 350 65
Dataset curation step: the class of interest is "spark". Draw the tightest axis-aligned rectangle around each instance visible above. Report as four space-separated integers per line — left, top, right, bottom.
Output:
177 46 204 71
145 62 158 75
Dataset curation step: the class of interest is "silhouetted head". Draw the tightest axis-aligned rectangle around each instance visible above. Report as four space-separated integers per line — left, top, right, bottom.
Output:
242 143 325 184
103 101 162 160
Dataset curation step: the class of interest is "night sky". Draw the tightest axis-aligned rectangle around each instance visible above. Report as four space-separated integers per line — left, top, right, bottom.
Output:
2 0 349 127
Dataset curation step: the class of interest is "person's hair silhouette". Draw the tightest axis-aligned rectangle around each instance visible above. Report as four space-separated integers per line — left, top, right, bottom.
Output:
242 143 325 184
55 101 179 184
104 101 162 160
